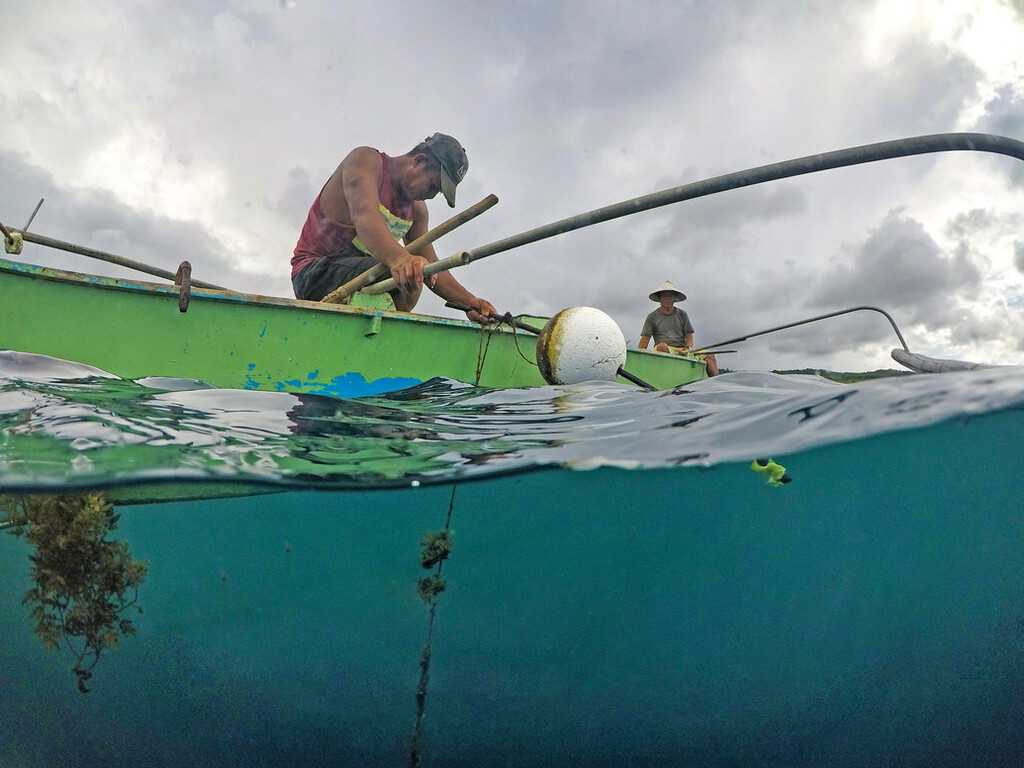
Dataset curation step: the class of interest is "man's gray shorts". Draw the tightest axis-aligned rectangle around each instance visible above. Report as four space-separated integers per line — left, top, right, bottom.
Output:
292 251 383 302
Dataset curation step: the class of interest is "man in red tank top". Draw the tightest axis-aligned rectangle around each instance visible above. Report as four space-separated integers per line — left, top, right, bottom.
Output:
291 133 496 324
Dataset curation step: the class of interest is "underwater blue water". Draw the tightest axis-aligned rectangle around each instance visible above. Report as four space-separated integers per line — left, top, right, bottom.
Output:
2 351 1024 767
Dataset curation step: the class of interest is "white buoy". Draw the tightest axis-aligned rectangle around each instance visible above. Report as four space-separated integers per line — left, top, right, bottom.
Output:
536 307 627 385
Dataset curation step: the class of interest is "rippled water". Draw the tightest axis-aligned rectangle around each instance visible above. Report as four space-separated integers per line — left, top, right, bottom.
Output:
2 350 1023 495
2 350 1024 767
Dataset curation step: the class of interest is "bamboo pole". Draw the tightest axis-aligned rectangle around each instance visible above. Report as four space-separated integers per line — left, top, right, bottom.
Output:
320 193 498 304
361 252 470 295
9 229 229 290
24 198 45 231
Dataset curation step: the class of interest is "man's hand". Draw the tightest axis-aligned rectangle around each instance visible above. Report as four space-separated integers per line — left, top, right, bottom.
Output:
389 253 429 294
466 298 498 324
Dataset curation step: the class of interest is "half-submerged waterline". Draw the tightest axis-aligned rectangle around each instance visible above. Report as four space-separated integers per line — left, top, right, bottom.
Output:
2 350 1023 494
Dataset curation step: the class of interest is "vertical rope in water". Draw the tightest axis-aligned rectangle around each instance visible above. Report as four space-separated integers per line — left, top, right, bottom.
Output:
409 485 457 766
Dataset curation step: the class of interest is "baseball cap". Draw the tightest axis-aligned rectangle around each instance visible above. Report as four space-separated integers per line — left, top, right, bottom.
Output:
423 133 468 207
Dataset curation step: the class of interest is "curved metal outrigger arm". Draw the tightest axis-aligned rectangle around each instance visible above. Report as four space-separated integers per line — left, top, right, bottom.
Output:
695 305 910 355
460 133 1024 266
696 306 999 374
367 133 1024 295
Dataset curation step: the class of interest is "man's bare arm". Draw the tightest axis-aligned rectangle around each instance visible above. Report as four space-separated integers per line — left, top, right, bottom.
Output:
322 147 427 294
405 203 496 324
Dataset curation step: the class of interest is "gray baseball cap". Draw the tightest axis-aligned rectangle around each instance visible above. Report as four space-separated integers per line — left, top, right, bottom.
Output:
423 133 468 207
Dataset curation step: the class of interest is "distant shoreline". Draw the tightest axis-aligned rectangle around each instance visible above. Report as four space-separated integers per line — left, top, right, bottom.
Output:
773 368 915 384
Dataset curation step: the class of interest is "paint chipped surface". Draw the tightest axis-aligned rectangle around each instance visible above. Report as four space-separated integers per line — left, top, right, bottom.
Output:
244 368 421 398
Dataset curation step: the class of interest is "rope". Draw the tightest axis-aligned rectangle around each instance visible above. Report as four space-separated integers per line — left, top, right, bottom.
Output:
475 325 497 385
3 230 23 255
474 312 538 384
498 312 538 366
409 485 457 766
444 301 540 379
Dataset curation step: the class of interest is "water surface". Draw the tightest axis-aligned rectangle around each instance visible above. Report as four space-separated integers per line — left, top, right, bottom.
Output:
2 351 1023 767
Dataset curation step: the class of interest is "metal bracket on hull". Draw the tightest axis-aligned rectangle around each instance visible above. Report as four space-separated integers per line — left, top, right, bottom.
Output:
348 293 395 337
364 315 382 337
174 262 192 313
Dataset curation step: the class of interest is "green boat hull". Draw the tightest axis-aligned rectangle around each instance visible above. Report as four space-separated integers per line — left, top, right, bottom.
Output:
1 257 705 395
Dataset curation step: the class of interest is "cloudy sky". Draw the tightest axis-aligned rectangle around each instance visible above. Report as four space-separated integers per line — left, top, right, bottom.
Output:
3 0 1024 372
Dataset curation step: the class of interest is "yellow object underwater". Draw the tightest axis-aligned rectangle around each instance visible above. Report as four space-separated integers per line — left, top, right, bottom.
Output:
751 458 792 487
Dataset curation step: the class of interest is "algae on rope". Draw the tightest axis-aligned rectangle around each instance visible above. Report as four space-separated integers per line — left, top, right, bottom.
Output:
416 529 453 605
419 529 453 569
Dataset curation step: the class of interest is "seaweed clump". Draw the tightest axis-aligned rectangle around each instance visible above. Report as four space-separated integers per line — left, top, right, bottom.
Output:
419 530 453 569
1 493 148 693
415 574 447 606
416 530 453 607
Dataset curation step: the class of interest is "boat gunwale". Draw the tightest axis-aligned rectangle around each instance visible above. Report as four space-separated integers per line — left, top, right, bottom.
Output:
0 254 530 334
1 253 707 386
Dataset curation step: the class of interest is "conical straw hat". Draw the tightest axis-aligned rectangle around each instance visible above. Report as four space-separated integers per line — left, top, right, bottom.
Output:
648 280 686 302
